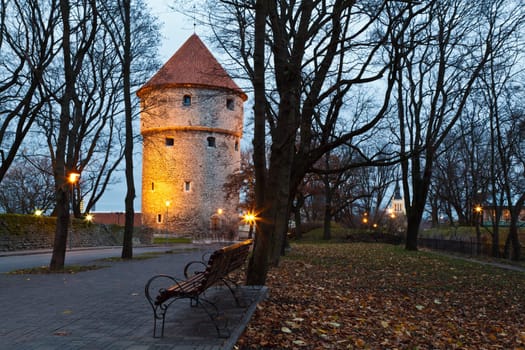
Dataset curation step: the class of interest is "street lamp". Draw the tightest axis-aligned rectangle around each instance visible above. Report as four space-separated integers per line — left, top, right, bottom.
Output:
243 211 256 238
68 171 80 250
215 208 224 240
85 213 93 224
388 208 395 219
34 209 43 225
165 200 171 245
474 205 482 255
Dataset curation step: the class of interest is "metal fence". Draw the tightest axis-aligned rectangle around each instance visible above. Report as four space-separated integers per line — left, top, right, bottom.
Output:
418 237 502 257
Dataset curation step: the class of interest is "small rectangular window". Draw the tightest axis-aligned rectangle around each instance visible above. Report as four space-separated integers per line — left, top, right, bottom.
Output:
234 141 239 151
151 182 155 191
165 137 174 146
157 214 162 223
184 181 191 192
227 98 234 110
183 95 191 106
207 136 216 147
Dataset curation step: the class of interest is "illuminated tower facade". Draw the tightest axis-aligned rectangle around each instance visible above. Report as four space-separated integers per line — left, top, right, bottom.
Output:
388 181 406 217
137 34 246 238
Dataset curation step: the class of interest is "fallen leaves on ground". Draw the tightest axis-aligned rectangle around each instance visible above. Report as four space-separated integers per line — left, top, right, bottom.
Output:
7 264 106 274
236 243 525 349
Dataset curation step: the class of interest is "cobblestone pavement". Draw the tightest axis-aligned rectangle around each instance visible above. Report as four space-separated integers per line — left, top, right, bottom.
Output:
0 245 267 350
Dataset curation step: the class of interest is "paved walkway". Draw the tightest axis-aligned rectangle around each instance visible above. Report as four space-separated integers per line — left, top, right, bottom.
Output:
0 245 267 349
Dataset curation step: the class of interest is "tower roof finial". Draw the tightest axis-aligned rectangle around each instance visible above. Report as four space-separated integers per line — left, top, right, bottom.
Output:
192 4 196 34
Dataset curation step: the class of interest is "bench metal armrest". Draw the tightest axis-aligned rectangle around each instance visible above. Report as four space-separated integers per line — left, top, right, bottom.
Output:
201 251 212 262
145 274 186 307
183 260 208 279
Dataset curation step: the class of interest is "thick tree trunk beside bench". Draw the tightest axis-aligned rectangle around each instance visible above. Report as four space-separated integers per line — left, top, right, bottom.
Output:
144 239 253 338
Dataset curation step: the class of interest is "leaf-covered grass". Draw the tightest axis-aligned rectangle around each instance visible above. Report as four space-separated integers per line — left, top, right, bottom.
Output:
237 243 525 349
99 254 159 263
297 222 359 242
99 250 178 262
7 265 107 275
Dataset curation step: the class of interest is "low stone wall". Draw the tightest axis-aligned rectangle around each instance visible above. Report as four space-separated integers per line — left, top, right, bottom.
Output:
0 214 152 252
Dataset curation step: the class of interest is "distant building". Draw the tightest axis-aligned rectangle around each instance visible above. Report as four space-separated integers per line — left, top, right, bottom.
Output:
136 34 247 238
387 181 405 217
480 205 525 226
90 212 142 227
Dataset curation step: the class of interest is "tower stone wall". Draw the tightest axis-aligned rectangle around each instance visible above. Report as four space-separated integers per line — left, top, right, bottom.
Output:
138 35 246 239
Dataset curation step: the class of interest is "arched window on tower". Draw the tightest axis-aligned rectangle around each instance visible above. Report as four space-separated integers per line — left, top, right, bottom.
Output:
227 98 234 110
207 136 216 147
234 140 239 151
183 95 191 106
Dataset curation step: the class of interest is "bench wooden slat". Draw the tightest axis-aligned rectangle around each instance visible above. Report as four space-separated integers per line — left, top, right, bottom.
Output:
155 273 206 304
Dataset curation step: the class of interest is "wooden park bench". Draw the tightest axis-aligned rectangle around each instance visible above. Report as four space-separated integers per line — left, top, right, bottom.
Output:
144 239 253 338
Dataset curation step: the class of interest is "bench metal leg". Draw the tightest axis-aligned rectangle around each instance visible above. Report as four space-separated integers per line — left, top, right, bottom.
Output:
220 277 248 307
152 297 230 339
145 274 180 338
197 296 230 338
150 303 170 338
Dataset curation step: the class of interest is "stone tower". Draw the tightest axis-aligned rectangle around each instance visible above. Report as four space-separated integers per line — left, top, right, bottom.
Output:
137 34 246 239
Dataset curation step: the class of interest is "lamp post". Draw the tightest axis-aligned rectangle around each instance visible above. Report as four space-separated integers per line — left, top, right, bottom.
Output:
68 171 80 250
362 212 369 231
34 209 43 226
165 200 171 245
216 208 224 241
474 205 482 255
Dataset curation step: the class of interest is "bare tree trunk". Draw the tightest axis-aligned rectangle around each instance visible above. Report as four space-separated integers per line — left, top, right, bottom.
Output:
405 207 424 250
121 0 134 259
246 0 269 286
323 176 332 241
404 154 433 251
50 0 97 270
50 0 74 270
267 106 298 266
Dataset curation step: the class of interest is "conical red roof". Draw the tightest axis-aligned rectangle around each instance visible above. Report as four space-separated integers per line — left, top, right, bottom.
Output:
137 34 246 100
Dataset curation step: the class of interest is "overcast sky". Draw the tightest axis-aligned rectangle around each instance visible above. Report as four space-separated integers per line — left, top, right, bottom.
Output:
151 0 196 60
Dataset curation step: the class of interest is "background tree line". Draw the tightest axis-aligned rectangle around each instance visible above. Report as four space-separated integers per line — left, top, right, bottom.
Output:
197 0 525 284
0 0 161 268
